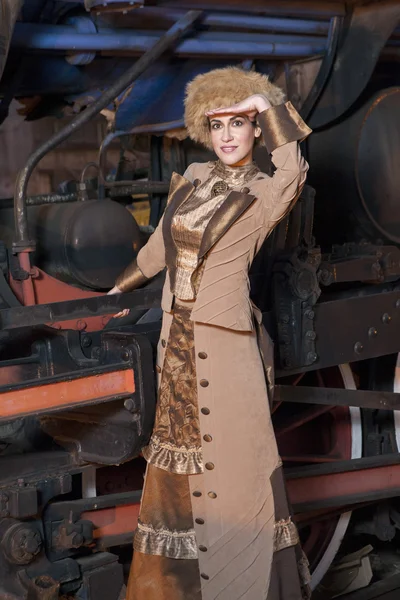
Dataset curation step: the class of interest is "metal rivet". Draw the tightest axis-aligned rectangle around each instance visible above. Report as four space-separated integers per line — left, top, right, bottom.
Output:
201 573 210 580
368 327 378 338
205 462 215 470
306 330 316 340
305 310 315 320
307 351 318 364
193 491 202 498
382 313 392 324
208 491 217 499
203 434 212 443
161 339 166 348
195 518 205 525
200 379 209 387
199 545 208 552
193 178 201 187
354 342 363 354
124 398 136 412
201 407 210 415
198 352 208 359
241 186 250 194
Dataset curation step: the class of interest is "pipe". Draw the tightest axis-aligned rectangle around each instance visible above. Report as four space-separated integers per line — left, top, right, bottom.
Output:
11 24 327 56
12 23 325 56
13 10 201 251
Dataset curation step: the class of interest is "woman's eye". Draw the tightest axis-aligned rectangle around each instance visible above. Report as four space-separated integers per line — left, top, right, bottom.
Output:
233 120 243 126
212 123 221 130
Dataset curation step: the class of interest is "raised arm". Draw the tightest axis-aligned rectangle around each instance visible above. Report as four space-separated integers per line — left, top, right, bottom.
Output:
256 101 311 228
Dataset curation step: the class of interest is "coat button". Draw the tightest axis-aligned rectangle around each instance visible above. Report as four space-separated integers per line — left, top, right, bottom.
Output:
200 379 209 387
161 339 166 348
201 573 210 580
193 178 201 187
208 491 217 499
201 407 210 415
203 434 212 442
195 518 205 525
193 490 202 497
241 186 250 193
198 352 208 359
205 462 215 470
199 545 208 552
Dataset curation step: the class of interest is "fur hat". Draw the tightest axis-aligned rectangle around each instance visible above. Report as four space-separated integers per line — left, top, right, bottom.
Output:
184 66 286 149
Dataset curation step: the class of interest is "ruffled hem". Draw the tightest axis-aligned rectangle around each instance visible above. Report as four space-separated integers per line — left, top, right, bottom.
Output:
273 516 300 553
142 437 204 475
134 520 198 560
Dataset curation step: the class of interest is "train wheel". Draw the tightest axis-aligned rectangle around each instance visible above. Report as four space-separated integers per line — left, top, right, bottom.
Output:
274 364 361 589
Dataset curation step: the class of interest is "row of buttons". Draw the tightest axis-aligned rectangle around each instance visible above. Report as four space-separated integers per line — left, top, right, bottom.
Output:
194 348 216 581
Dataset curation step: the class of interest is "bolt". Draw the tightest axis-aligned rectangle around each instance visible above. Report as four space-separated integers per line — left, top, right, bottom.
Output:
76 320 87 331
81 335 92 348
124 398 136 412
306 330 316 340
354 342 364 354
305 309 315 320
92 347 101 359
21 530 41 556
368 327 378 338
307 351 318 364
382 313 392 324
121 350 131 361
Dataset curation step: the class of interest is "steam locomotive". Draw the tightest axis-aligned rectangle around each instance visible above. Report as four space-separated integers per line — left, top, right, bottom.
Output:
1 1 400 598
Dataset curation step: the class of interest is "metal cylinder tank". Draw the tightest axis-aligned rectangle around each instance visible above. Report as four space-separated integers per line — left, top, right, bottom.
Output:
308 87 400 249
32 198 142 290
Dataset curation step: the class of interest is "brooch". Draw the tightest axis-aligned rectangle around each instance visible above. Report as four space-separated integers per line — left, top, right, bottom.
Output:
211 180 229 197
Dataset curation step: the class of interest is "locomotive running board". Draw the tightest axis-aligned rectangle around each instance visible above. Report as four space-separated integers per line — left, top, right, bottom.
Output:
0 368 135 420
275 385 400 411
0 288 162 330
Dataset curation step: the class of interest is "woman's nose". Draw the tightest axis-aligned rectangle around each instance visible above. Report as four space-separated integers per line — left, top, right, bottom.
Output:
221 127 233 142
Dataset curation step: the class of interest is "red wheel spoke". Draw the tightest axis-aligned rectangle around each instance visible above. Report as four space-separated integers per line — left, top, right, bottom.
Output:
275 405 334 438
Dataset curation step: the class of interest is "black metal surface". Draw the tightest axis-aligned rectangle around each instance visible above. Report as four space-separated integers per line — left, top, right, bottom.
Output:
300 15 342 121
0 288 162 330
41 330 157 464
12 10 201 250
275 385 400 411
309 4 400 129
33 198 142 289
339 574 400 600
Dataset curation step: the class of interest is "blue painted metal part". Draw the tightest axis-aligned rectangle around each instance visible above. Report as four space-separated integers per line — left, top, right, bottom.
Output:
11 23 327 57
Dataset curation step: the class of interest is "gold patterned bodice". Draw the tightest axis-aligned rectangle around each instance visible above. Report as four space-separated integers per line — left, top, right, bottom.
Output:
171 160 259 300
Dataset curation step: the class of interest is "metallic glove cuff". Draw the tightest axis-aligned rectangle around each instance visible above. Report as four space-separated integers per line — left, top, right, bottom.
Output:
257 101 312 154
115 259 149 293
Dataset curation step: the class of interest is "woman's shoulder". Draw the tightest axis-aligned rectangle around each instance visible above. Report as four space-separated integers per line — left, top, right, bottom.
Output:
183 161 214 183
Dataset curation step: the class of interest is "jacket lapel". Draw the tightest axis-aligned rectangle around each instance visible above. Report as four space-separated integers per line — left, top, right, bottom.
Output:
162 172 195 290
198 190 256 259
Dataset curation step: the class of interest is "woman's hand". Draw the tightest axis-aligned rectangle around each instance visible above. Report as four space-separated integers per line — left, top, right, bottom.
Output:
107 285 130 318
205 94 272 120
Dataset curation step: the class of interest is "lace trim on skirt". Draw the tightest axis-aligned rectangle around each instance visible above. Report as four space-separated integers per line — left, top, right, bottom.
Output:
134 520 198 560
142 436 204 475
274 516 300 552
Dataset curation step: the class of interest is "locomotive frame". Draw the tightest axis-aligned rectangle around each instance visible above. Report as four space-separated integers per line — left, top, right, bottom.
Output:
2 1 400 599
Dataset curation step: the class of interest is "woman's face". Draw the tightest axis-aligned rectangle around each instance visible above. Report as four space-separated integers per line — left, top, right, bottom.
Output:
209 114 261 167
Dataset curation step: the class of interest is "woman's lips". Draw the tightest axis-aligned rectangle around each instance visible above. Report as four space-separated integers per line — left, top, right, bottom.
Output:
220 146 238 153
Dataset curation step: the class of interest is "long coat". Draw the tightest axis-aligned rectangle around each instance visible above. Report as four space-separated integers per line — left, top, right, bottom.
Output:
117 102 311 599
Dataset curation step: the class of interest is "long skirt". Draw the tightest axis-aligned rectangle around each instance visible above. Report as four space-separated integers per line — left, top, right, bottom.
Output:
126 304 310 600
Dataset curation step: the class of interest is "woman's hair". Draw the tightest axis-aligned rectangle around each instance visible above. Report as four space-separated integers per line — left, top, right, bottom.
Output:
184 66 285 150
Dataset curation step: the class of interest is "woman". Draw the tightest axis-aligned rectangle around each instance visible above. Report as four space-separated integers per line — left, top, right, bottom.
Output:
109 66 312 600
